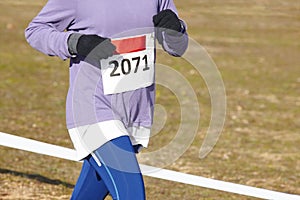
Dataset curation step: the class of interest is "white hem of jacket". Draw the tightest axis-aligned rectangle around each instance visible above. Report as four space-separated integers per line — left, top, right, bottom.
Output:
68 120 151 160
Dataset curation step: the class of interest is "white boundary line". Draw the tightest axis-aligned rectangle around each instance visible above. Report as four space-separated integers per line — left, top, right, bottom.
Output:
0 132 300 200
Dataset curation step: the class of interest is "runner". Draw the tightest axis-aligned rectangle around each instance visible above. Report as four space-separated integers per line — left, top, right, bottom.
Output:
25 0 188 199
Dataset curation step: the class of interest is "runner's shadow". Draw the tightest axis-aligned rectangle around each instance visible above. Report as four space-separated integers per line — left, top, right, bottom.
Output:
0 168 74 188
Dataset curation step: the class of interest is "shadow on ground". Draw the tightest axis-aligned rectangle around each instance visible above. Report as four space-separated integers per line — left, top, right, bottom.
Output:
0 168 74 188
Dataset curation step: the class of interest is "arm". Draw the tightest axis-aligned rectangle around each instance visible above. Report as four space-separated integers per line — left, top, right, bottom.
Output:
25 0 76 60
156 0 188 57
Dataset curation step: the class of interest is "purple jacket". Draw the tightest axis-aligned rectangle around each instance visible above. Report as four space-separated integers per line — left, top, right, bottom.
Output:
25 0 188 129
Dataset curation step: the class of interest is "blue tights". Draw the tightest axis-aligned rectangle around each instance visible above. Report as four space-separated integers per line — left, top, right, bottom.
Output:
71 136 145 200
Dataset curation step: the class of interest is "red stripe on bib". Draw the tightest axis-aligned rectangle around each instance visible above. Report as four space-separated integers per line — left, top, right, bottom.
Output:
112 35 146 54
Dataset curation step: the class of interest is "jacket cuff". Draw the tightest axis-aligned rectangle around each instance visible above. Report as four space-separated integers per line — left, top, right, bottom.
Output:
67 33 83 57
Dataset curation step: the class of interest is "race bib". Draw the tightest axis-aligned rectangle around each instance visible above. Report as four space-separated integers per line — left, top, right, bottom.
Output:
100 33 155 95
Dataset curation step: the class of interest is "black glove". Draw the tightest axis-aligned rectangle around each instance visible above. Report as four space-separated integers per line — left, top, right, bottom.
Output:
77 35 116 59
153 9 183 35
68 34 116 61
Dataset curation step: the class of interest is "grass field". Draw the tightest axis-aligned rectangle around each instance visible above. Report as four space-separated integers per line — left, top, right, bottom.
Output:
0 0 299 199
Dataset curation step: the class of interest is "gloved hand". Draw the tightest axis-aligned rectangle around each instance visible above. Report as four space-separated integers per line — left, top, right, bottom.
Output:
68 34 116 61
153 9 183 36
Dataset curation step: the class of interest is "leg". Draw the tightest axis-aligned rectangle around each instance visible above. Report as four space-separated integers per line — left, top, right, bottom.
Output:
88 136 145 200
71 159 109 200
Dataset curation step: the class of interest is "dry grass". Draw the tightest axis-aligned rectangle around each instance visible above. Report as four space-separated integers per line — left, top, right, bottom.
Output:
0 0 299 199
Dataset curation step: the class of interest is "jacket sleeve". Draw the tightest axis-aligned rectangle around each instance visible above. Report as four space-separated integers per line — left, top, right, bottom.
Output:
158 0 188 57
25 0 76 60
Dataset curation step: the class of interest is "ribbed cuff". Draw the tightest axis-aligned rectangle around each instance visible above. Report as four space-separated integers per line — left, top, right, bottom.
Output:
67 33 83 57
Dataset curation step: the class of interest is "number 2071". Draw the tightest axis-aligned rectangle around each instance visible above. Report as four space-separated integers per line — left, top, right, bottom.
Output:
108 55 150 77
